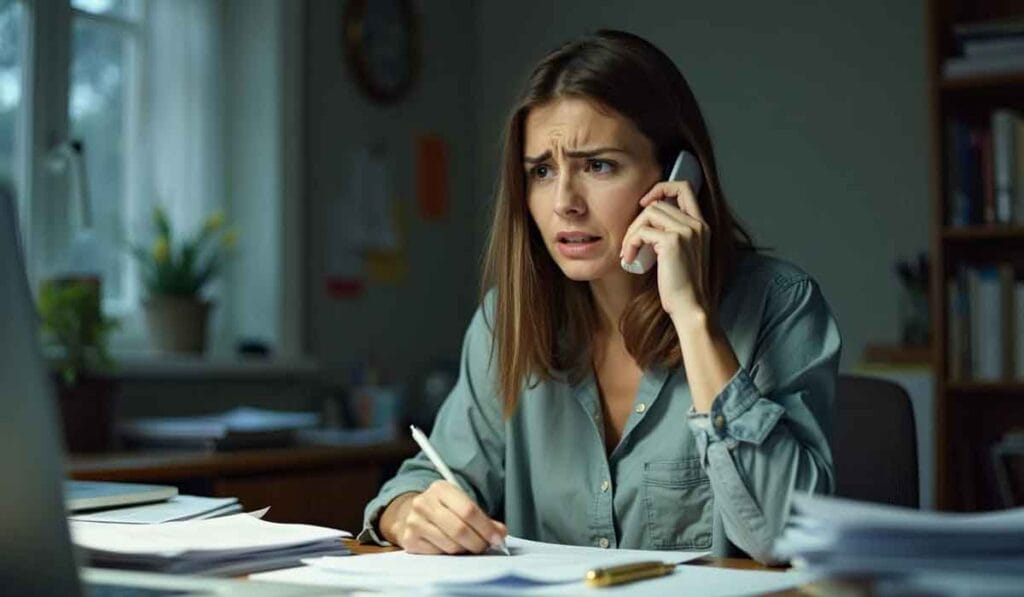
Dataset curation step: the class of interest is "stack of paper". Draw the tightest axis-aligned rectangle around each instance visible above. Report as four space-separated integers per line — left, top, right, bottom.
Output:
774 494 1024 577
65 480 178 511
69 495 242 524
119 407 320 451
70 512 351 576
254 537 814 595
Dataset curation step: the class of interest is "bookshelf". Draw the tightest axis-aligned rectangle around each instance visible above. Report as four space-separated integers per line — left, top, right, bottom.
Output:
928 0 1024 511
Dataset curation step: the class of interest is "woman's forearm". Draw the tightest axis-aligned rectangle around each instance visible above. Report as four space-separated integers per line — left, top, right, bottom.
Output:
672 308 740 413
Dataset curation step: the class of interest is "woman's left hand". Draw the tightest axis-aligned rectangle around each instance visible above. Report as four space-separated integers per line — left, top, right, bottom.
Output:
620 181 711 321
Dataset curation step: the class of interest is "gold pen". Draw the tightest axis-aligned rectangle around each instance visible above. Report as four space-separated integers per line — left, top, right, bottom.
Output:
585 560 677 588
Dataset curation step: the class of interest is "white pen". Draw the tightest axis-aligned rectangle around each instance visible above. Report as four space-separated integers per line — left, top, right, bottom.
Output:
409 424 511 556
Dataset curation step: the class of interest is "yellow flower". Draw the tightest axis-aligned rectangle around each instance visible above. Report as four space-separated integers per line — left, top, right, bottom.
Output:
222 228 239 249
152 238 170 263
203 210 225 234
153 205 170 238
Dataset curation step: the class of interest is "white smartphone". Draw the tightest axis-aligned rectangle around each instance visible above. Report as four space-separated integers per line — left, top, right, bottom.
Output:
621 150 704 275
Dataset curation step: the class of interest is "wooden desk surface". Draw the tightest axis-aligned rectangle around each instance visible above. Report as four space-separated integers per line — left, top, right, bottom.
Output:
67 441 418 481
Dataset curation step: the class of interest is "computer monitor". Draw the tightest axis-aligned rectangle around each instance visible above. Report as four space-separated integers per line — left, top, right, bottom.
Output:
0 186 82 594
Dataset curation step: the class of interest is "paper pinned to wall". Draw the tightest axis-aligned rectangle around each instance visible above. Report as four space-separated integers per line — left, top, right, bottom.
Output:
324 144 403 298
365 201 407 285
343 145 398 252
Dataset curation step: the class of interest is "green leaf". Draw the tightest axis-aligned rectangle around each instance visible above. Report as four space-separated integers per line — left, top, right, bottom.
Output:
153 204 171 241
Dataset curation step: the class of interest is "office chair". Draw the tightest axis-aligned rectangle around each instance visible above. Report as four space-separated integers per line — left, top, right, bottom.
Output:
832 374 920 508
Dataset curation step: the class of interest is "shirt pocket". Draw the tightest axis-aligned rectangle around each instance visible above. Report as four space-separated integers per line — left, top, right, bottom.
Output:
642 458 713 550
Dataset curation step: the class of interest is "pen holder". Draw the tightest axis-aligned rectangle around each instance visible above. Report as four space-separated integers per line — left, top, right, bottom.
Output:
349 384 402 439
898 286 930 347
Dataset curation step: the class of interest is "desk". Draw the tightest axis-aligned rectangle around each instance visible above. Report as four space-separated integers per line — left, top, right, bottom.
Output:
68 442 418 532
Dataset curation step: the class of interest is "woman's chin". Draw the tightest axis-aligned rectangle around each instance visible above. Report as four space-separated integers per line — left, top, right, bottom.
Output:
554 259 617 282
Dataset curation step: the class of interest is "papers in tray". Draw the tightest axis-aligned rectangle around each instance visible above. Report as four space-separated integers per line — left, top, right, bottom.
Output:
69 495 242 524
118 407 320 451
70 512 351 576
253 536 811 595
774 493 1024 577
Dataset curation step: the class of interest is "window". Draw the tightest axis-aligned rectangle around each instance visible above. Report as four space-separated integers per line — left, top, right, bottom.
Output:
0 0 25 217
69 0 143 311
18 0 301 358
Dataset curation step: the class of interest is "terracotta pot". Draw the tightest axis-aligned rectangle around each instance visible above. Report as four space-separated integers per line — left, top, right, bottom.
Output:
56 375 116 453
143 295 212 354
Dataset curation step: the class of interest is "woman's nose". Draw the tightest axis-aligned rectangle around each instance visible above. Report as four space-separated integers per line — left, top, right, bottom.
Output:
553 172 586 218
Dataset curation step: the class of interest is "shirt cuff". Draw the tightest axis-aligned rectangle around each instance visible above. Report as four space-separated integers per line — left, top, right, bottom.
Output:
686 367 785 447
357 477 437 545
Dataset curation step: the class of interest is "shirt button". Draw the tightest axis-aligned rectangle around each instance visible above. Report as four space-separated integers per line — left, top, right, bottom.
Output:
713 414 726 431
598 537 610 548
635 403 646 414
600 479 610 493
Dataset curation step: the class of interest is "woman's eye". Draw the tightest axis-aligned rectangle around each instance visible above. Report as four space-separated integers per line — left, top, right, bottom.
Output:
586 159 615 174
530 164 552 179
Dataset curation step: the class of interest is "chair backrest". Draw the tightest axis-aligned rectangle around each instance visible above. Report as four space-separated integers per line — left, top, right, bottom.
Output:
833 374 919 508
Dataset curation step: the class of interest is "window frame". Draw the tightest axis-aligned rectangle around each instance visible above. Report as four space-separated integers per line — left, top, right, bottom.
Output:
21 0 145 316
68 0 146 315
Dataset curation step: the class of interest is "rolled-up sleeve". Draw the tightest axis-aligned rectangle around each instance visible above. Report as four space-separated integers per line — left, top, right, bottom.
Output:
686 276 841 563
358 301 506 545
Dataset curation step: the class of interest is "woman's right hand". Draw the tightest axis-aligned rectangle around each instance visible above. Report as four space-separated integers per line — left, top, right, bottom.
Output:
379 480 508 554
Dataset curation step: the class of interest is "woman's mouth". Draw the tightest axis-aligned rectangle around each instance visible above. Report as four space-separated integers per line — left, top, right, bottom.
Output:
555 233 603 258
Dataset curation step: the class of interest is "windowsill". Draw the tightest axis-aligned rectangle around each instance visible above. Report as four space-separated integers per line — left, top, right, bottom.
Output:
109 352 320 381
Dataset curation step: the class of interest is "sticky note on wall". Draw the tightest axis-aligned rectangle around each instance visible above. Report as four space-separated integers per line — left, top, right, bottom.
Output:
416 134 449 220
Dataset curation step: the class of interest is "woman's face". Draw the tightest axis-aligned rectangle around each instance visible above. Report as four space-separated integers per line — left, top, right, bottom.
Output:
524 97 661 283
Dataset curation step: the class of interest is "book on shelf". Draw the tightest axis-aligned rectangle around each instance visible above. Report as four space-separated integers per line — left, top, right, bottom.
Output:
946 111 1024 227
944 17 1024 79
948 263 1024 383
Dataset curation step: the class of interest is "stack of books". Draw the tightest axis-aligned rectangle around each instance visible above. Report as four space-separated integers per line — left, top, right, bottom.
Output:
944 17 1024 79
945 110 1024 228
946 263 1024 383
774 494 1024 577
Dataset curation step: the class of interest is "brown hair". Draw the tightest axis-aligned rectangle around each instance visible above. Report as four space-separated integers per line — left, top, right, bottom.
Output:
481 30 755 416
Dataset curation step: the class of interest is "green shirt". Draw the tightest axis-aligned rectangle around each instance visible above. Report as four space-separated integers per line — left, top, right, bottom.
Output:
360 251 841 562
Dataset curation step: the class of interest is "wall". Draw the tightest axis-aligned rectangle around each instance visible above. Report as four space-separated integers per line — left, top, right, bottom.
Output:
472 0 931 369
303 0 482 383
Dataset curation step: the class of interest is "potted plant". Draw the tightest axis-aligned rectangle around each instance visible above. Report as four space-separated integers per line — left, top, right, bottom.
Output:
131 205 237 354
38 276 118 452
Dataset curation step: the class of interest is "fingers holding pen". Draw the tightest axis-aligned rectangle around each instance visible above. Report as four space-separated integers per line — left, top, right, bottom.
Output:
434 480 508 549
401 480 506 554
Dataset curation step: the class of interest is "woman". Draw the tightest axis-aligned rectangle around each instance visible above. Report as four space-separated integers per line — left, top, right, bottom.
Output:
359 30 840 563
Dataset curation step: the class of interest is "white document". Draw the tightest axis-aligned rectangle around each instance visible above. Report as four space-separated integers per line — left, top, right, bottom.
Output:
70 512 351 557
304 536 704 584
69 495 241 524
253 537 810 595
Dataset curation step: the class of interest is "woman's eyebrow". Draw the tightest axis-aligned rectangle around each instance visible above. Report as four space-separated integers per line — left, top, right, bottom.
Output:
523 147 628 164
